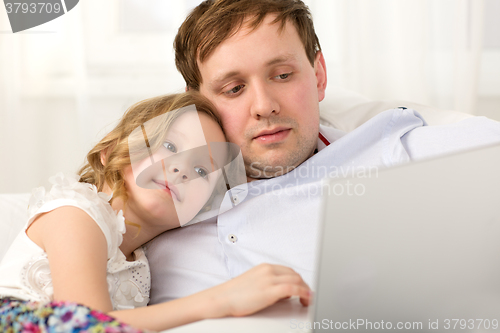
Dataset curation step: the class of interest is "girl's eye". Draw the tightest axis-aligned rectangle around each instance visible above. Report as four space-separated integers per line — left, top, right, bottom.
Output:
194 167 208 179
225 84 244 95
164 142 177 153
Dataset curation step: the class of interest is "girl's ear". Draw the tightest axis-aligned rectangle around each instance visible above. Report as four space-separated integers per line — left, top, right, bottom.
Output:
100 149 108 166
100 142 117 167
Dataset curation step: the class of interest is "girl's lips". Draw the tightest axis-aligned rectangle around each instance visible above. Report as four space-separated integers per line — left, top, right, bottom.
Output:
153 180 180 201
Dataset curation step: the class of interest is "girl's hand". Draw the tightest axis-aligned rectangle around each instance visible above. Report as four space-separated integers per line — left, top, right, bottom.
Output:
206 263 311 318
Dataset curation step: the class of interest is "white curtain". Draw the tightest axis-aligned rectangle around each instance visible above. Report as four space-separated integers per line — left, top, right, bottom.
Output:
0 5 92 193
308 0 486 114
0 0 190 193
0 0 498 193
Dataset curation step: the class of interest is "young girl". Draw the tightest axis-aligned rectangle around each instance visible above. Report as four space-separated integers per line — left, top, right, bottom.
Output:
0 92 310 332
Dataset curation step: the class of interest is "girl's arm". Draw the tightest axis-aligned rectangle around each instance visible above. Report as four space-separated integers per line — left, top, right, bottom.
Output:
29 207 310 331
27 206 114 312
110 263 311 331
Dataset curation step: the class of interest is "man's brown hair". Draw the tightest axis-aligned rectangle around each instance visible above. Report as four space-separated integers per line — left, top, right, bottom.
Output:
175 0 322 90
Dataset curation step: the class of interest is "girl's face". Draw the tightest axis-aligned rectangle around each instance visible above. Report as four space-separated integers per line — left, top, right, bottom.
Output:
126 109 227 231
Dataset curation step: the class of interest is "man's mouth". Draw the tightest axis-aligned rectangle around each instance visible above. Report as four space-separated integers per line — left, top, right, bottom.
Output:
253 127 291 144
153 179 180 201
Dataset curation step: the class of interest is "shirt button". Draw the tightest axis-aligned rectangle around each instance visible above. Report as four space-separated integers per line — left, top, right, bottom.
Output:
232 196 239 204
228 234 238 243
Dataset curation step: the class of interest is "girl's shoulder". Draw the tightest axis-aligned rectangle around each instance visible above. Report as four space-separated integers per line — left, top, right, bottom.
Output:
27 172 126 260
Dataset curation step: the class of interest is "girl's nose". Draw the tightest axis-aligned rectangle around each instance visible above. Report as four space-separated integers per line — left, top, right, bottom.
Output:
169 164 190 182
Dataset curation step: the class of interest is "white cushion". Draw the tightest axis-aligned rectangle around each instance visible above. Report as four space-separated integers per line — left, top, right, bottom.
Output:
320 86 473 132
0 193 31 261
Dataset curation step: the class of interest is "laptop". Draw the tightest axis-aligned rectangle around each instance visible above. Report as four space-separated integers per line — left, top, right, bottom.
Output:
312 143 500 332
165 143 500 333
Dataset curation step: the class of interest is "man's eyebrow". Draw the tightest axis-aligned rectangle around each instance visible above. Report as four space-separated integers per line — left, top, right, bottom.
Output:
210 71 241 88
265 54 297 66
209 54 298 88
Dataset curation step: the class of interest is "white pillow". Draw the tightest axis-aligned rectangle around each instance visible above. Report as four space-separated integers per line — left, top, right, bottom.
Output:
0 193 31 261
320 86 474 132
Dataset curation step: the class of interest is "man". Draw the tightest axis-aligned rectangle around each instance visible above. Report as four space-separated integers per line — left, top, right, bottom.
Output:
146 0 500 304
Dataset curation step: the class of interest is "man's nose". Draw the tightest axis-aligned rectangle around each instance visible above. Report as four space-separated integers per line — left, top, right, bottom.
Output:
249 82 280 119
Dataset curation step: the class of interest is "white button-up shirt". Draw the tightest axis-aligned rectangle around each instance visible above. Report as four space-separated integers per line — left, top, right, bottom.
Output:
146 109 500 304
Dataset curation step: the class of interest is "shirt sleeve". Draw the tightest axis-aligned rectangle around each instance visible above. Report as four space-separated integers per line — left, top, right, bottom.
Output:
400 116 500 161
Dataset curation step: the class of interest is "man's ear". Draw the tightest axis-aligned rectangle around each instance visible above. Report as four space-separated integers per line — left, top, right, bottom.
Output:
314 51 327 102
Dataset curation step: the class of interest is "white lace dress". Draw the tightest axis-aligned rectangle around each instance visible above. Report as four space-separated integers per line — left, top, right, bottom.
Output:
0 173 150 310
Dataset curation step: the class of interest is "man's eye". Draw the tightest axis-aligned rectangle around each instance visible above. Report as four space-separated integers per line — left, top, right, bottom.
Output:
225 85 244 95
163 142 177 153
194 166 208 179
276 73 291 80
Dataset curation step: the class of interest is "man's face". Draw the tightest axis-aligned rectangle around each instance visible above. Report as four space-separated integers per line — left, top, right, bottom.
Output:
198 15 327 180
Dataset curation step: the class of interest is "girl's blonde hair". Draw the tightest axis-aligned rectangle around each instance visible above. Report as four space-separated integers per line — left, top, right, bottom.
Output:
78 91 223 206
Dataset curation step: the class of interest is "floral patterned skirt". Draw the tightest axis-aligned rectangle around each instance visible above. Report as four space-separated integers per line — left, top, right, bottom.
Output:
0 297 151 333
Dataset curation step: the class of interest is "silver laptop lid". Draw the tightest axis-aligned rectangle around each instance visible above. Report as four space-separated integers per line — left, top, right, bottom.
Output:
312 143 500 332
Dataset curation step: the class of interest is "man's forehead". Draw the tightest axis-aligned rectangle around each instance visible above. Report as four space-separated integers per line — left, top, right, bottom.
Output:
197 13 294 65
198 16 302 85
